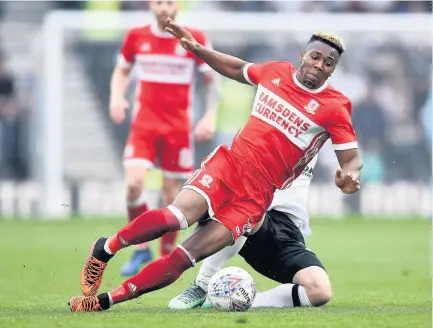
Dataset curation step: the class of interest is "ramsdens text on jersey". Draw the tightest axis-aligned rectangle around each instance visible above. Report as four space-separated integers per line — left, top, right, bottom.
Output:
251 85 325 150
254 91 310 137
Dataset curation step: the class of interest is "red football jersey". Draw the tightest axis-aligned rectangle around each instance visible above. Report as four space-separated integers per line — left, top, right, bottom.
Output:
118 24 212 132
231 61 358 189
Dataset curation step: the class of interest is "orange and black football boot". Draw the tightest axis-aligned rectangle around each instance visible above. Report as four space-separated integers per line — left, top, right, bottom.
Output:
68 292 112 312
80 238 113 296
68 296 103 312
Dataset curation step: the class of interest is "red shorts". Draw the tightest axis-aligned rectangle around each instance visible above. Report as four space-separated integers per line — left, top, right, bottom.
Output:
123 127 193 179
183 145 274 241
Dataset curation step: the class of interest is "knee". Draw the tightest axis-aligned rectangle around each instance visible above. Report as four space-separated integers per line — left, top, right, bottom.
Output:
294 266 332 307
171 189 209 225
126 179 144 202
162 178 181 204
304 280 332 307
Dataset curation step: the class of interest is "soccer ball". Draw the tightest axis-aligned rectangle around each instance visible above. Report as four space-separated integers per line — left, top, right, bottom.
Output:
207 266 256 312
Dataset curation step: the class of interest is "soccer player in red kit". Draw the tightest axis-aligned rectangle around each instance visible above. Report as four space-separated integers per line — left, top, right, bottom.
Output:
69 19 363 311
110 0 220 276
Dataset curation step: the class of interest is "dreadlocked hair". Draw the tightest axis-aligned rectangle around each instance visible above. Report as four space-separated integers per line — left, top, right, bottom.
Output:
309 32 346 55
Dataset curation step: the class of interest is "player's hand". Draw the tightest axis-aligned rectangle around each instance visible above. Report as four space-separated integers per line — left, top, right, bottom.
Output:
165 17 200 52
194 112 216 142
334 168 361 194
109 98 129 124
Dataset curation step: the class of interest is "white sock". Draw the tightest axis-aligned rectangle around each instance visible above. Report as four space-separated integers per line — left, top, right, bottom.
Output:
252 284 312 308
195 236 247 291
104 238 114 255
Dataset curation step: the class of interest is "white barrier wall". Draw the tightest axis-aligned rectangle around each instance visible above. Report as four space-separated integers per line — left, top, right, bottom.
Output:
0 181 429 219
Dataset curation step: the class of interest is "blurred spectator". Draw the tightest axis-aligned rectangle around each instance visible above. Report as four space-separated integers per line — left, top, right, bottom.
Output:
359 144 385 183
391 1 432 13
122 0 149 11
56 1 83 10
0 52 23 179
420 90 432 146
54 0 433 13
330 63 368 106
330 1 377 12
247 0 430 13
307 1 350 13
344 87 388 184
217 1 276 12
83 0 122 40
0 2 4 20
58 0 432 13
352 88 388 148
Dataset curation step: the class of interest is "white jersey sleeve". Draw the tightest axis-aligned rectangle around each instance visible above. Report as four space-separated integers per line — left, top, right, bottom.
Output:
268 154 318 236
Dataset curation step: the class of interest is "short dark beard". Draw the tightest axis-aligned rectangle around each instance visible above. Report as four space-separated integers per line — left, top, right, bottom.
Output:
295 70 318 89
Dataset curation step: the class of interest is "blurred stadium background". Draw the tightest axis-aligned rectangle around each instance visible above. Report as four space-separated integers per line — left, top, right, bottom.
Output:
0 0 431 220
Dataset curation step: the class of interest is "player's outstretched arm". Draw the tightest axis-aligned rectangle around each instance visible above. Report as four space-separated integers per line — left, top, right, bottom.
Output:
165 18 250 85
334 149 363 194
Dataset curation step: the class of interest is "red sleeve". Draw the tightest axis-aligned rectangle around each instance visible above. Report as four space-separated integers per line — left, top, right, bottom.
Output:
192 29 213 72
327 100 359 151
117 30 136 69
242 62 276 86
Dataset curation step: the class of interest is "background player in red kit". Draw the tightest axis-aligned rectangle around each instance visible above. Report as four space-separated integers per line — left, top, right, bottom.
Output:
69 20 363 311
109 0 220 276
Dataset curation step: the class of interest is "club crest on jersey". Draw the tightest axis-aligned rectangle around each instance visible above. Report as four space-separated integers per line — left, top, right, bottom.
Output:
175 43 187 56
304 99 320 114
199 174 213 188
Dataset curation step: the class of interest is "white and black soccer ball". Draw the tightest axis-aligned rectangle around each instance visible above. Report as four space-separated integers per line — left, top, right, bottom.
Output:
208 266 256 312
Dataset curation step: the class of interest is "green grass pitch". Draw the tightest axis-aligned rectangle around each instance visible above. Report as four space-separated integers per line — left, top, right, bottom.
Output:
0 217 430 328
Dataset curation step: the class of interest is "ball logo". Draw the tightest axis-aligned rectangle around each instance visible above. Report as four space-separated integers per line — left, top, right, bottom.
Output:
231 299 249 312
235 286 251 304
212 274 241 297
227 275 242 291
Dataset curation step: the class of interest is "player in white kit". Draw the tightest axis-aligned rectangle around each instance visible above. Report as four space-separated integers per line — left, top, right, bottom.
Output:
169 154 336 310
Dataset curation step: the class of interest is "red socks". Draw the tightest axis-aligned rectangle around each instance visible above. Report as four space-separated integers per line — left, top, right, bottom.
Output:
109 247 194 304
107 208 180 254
126 197 179 255
127 203 150 250
160 232 178 256
127 203 148 223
